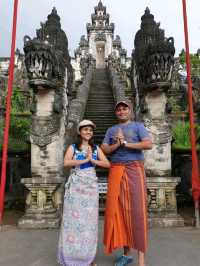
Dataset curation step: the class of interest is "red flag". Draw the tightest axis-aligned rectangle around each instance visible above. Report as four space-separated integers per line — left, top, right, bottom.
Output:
0 0 19 224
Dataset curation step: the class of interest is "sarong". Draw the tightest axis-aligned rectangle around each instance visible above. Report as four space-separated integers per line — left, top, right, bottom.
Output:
104 161 148 254
57 167 98 266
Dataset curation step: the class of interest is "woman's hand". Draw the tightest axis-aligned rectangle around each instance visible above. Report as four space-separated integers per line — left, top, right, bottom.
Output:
64 145 90 168
86 147 93 161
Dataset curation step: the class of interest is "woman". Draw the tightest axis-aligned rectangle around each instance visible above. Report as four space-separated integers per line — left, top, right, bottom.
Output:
58 119 110 266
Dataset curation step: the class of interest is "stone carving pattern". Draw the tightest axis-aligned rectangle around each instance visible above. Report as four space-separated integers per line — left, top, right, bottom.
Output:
134 7 175 91
31 115 60 147
148 187 177 211
23 7 71 88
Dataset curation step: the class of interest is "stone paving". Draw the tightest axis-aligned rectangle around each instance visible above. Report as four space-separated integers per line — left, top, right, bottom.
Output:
0 218 200 266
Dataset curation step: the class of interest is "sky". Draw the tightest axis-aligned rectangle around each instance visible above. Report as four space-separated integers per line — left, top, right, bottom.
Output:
0 0 200 58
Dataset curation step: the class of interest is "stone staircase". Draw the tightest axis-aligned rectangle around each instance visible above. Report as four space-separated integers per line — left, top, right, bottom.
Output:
84 68 117 211
84 68 116 146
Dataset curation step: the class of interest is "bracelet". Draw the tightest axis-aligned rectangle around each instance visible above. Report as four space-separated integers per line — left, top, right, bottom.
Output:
121 140 127 147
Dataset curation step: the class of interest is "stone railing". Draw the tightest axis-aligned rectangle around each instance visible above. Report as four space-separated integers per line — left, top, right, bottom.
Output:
108 64 126 104
65 65 94 147
107 54 134 104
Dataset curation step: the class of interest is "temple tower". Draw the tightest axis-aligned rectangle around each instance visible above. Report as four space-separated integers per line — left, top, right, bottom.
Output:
86 1 114 68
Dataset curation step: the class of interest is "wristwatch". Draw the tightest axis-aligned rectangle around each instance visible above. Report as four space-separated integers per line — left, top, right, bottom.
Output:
121 140 127 147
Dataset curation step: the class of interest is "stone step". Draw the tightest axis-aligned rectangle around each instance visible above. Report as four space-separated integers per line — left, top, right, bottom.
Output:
85 110 115 114
85 119 115 123
86 103 114 106
86 107 114 109
94 127 110 132
86 102 114 105
87 95 114 98
88 92 112 95
85 112 115 116
88 91 113 94
86 104 115 108
86 101 115 105
85 113 115 117
84 69 115 150
90 85 110 88
84 117 116 122
94 131 109 135
86 102 115 105
89 95 112 97
92 121 116 125
86 110 115 113
92 75 108 79
94 135 108 139
85 116 115 120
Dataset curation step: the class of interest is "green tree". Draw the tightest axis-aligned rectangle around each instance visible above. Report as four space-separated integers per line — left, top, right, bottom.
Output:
179 50 200 76
0 86 31 152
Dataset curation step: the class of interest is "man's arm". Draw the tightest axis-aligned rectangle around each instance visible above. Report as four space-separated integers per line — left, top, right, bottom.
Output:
124 138 152 150
101 141 120 155
124 123 152 150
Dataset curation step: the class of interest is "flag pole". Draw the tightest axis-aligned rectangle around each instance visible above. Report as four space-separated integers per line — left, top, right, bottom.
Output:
0 0 19 226
182 0 200 228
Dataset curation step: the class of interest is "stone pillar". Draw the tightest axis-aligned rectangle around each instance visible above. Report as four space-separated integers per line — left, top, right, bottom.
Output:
144 92 171 177
18 8 72 228
142 92 184 227
140 88 184 227
133 7 184 227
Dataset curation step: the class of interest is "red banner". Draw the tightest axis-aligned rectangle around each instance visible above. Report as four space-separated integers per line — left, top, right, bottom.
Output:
0 0 19 224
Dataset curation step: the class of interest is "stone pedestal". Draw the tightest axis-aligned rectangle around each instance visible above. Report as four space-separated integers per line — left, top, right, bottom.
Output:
147 177 184 227
18 178 62 229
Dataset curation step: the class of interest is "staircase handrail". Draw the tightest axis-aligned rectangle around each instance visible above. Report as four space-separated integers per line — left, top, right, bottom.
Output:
108 63 127 104
65 65 94 146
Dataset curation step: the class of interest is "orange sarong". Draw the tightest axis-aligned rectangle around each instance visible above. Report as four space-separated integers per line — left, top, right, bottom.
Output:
104 161 148 254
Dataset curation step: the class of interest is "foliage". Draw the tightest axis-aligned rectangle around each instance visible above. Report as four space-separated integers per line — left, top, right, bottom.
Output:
179 50 200 76
10 115 30 139
11 87 29 113
172 121 200 150
0 119 4 138
0 86 31 152
0 115 30 152
168 96 181 112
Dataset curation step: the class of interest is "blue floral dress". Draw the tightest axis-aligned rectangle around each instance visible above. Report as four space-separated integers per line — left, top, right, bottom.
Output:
57 144 99 266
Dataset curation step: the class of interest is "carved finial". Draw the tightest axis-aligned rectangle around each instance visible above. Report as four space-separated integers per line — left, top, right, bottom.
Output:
47 7 60 24
145 7 150 15
97 0 103 9
52 7 57 15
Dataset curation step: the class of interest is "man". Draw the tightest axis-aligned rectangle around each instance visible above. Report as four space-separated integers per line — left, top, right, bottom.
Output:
101 100 152 266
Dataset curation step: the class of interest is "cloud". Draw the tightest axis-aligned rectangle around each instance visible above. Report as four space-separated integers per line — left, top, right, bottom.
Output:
0 0 199 57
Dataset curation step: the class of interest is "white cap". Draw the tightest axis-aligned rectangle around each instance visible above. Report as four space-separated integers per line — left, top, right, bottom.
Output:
77 120 96 134
115 100 130 110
